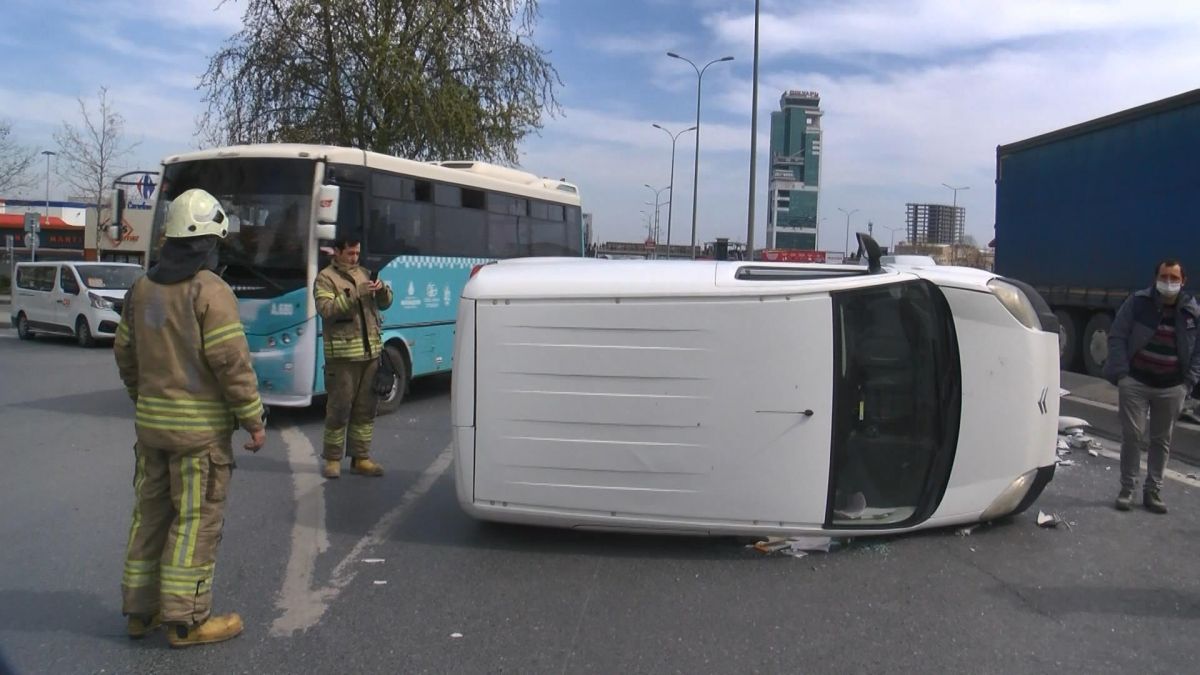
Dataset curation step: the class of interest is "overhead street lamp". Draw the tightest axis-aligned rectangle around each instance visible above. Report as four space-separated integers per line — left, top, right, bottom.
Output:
838 207 859 257
644 184 670 258
941 183 969 208
652 123 696 259
880 225 901 250
667 51 734 259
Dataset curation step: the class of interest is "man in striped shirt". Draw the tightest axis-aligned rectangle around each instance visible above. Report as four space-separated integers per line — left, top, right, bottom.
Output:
1105 259 1200 514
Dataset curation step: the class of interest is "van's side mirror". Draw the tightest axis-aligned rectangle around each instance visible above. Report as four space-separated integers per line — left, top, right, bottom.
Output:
316 184 339 241
110 189 126 242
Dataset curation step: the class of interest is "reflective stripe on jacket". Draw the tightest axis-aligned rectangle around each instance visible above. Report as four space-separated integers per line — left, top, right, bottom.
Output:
114 270 264 449
314 262 394 362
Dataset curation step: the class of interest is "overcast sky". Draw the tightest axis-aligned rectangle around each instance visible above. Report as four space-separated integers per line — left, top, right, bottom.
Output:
4 0 1200 252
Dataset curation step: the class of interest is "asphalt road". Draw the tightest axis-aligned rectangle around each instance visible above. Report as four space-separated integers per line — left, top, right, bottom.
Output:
3 328 1200 674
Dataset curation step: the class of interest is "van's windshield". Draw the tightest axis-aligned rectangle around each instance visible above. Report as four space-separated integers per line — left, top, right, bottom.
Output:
75 265 143 290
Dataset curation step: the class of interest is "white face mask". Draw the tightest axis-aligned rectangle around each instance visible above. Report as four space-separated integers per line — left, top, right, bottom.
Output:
1157 280 1182 297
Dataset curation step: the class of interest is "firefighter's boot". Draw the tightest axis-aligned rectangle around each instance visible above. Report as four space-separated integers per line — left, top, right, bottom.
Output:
167 613 244 648
322 460 341 479
350 457 384 477
127 612 161 639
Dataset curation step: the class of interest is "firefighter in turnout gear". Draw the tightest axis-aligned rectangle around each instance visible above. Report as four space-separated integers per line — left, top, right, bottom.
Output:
114 188 266 648
314 238 394 478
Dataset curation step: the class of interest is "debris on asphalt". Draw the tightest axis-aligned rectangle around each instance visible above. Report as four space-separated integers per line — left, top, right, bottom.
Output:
1036 511 1071 529
748 535 837 558
1088 448 1100 457
450 632 464 639
363 558 385 564
373 580 388 585
1057 458 1076 467
956 524 979 536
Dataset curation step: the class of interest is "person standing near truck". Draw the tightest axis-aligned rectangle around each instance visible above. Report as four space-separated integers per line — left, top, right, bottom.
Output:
1104 259 1200 514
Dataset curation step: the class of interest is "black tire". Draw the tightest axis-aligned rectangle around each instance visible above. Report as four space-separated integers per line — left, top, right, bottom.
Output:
75 316 96 348
16 313 32 340
1081 312 1113 378
375 343 409 415
1054 309 1081 372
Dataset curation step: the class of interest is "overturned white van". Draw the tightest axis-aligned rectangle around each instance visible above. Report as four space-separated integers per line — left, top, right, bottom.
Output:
451 238 1059 537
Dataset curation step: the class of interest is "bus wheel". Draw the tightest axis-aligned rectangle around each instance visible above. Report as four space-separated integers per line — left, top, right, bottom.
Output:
375 343 409 415
76 316 96 348
1082 312 1112 378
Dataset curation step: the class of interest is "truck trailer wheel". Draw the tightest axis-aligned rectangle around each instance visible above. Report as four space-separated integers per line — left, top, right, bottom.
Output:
1054 309 1081 372
1082 313 1112 378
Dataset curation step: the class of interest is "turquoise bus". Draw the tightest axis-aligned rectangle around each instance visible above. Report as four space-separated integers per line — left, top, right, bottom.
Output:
141 144 584 413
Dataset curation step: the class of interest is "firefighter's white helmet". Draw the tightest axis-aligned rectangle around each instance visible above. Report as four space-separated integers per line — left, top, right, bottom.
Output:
164 188 228 239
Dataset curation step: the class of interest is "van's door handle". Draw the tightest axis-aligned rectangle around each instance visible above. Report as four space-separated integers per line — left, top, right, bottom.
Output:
755 409 814 416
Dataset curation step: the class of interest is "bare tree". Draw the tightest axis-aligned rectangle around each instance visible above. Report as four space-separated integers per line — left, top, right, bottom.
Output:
53 87 140 210
0 120 37 194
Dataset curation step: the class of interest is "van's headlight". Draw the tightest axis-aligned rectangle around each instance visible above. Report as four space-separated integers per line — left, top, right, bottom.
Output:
987 279 1041 330
88 292 114 310
980 469 1037 521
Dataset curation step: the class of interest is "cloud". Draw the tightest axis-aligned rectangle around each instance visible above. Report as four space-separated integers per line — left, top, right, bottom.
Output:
587 31 691 56
707 0 1200 59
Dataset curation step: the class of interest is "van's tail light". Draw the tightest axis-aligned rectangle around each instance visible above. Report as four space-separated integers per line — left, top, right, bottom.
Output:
470 262 495 278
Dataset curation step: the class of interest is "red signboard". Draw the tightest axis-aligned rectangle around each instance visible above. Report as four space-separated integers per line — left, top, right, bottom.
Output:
761 249 826 263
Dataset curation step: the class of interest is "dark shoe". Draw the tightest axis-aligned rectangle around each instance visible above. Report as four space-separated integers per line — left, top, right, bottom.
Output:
1144 490 1168 514
1115 489 1133 511
127 612 161 639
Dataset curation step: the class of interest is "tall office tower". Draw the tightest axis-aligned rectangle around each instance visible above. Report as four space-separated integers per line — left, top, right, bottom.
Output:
767 91 823 249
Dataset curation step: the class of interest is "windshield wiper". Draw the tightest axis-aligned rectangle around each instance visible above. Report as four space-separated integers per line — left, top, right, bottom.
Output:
218 246 287 293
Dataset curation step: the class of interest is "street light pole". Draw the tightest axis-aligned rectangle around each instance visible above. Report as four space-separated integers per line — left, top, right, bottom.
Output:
838 207 858 257
652 124 695 260
644 184 670 258
39 150 56 263
668 51 734 259
745 0 761 261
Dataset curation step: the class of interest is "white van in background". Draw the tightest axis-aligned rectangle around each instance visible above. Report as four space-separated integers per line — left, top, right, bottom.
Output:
10 261 143 347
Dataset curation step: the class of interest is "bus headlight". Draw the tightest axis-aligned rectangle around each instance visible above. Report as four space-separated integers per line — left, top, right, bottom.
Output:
987 279 1041 330
980 469 1037 521
267 337 277 348
281 333 292 345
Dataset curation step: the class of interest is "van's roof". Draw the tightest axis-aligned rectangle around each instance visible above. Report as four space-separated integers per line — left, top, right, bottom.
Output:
464 258 998 300
17 261 141 267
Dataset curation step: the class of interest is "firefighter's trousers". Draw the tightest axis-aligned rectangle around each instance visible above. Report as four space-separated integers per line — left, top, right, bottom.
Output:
121 439 233 625
323 358 380 461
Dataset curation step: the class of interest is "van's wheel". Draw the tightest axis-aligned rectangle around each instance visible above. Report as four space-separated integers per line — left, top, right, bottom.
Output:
16 313 33 340
1054 309 1081 372
1082 313 1113 378
75 316 96 348
375 343 409 415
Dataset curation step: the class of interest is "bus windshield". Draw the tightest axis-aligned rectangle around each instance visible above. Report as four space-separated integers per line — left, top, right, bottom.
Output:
154 158 315 298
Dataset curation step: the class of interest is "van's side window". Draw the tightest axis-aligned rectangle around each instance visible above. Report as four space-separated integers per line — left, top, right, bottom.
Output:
18 267 55 291
60 268 80 295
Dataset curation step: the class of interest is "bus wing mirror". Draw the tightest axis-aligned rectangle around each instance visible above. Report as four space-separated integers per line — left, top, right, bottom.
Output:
111 188 126 242
316 184 339 240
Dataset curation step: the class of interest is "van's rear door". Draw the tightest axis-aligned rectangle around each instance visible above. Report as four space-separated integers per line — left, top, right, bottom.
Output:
472 294 834 529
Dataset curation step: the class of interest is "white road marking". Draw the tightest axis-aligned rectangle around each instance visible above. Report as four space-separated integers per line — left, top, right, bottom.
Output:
270 429 453 638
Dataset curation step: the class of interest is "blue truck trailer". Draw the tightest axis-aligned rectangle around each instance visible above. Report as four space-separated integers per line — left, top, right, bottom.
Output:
994 88 1200 377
